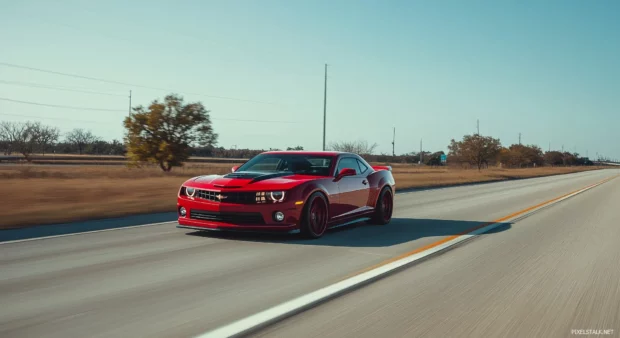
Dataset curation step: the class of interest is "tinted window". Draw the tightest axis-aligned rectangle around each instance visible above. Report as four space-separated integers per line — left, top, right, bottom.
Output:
245 157 281 171
337 157 361 175
357 160 369 173
237 154 333 176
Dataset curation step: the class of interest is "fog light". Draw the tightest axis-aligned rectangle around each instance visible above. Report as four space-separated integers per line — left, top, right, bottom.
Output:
274 211 285 222
179 207 187 217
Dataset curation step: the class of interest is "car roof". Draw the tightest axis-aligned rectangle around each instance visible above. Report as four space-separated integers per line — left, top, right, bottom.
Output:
261 150 349 156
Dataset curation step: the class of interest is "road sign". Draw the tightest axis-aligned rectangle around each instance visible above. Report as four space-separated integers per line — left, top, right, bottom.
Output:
440 154 447 163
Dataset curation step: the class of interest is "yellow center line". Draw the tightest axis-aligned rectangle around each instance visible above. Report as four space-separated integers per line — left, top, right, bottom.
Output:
338 174 619 281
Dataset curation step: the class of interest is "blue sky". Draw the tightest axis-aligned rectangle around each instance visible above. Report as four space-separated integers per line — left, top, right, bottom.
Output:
1 0 618 159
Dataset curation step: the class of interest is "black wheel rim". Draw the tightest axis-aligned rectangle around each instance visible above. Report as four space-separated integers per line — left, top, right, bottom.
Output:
309 198 327 236
382 191 393 222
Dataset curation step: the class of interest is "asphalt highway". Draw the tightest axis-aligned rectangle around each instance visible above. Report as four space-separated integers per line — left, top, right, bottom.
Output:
1 169 618 338
255 170 620 338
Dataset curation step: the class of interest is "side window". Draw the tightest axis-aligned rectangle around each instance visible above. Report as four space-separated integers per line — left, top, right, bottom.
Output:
357 160 369 174
336 158 361 175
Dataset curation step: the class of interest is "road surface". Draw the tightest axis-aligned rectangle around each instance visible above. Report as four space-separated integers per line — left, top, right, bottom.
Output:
254 170 620 338
0 169 618 338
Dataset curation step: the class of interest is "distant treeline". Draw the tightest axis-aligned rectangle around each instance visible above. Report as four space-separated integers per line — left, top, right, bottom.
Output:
0 120 604 168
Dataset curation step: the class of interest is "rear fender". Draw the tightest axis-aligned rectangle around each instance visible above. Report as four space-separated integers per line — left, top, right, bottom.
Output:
367 171 395 208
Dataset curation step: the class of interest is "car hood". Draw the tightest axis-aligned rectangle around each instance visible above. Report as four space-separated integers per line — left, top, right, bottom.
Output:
184 171 320 190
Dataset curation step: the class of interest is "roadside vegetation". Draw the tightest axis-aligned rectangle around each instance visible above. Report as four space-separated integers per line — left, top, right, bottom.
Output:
0 92 615 229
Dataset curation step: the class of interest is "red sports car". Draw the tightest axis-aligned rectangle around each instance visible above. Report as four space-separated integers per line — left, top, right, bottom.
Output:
177 151 395 238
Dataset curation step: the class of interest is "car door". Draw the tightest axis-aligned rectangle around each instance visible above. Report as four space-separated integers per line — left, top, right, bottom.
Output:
333 157 371 218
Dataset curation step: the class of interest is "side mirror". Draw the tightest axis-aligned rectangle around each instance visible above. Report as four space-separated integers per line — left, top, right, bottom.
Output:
231 165 240 173
336 168 356 179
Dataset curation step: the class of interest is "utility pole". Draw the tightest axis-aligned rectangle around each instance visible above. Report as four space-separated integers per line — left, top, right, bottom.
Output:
322 64 328 151
519 133 521 145
128 90 132 117
420 138 423 164
562 145 565 166
477 119 480 135
549 142 551 152
392 127 395 157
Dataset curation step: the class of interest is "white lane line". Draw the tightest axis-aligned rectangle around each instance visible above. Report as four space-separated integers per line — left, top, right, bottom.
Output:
0 221 177 245
196 177 612 338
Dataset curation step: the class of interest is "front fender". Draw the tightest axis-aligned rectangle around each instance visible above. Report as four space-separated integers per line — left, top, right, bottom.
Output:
294 179 339 218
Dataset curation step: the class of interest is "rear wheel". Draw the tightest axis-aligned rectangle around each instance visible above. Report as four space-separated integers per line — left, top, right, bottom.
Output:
370 187 393 225
300 192 329 239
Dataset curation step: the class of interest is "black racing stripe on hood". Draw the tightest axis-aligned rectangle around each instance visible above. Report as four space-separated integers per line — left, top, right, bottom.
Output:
223 171 266 179
223 171 292 182
249 172 293 183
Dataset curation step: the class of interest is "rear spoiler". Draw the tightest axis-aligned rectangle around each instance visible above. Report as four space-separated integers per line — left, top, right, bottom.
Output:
372 165 392 172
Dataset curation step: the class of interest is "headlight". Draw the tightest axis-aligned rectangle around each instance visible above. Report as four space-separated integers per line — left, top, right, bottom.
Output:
186 187 196 197
270 191 285 202
255 191 286 203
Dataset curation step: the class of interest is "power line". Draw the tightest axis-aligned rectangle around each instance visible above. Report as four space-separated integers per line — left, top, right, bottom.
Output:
0 97 125 112
0 112 115 125
0 111 317 125
0 80 127 97
210 117 312 124
0 61 277 105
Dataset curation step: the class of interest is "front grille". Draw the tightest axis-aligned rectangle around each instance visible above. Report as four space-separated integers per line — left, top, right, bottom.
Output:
195 190 256 204
190 210 265 225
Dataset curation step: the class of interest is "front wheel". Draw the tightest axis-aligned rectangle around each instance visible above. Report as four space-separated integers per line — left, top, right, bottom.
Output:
370 187 393 225
300 192 329 239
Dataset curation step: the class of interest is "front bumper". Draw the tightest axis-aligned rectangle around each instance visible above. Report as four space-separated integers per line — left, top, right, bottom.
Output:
177 195 304 233
176 222 300 234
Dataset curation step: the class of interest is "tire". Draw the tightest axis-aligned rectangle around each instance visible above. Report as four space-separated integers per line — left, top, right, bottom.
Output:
300 192 329 239
370 187 393 225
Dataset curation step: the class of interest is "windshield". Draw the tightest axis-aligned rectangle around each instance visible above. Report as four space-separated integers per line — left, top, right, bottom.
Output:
236 154 334 176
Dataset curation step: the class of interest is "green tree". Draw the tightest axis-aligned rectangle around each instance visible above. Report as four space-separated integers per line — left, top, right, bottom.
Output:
448 134 502 170
123 94 218 171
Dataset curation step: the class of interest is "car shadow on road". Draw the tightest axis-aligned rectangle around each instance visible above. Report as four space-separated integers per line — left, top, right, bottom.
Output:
184 218 512 248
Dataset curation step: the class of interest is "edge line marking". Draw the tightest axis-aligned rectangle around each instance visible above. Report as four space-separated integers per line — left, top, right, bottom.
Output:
0 221 177 245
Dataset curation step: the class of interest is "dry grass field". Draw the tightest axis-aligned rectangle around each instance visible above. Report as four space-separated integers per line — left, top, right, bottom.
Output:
0 163 602 229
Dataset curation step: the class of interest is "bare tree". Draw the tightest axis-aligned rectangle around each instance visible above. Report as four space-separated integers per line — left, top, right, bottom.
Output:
328 140 378 155
0 124 9 155
65 128 99 155
0 121 45 160
0 121 25 155
38 125 60 155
